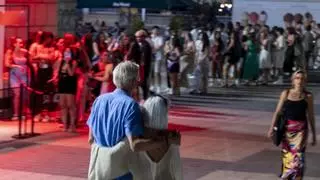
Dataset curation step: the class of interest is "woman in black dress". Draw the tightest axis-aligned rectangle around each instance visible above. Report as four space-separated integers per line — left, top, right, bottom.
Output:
50 34 78 132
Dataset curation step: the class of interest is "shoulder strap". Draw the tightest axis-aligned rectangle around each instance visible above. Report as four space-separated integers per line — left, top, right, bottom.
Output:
302 89 310 100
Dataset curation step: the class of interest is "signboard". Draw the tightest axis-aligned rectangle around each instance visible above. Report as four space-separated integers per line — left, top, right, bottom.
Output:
113 2 131 7
232 0 320 27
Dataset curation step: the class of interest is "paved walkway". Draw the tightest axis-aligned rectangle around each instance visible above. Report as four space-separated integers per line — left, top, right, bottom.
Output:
0 85 320 180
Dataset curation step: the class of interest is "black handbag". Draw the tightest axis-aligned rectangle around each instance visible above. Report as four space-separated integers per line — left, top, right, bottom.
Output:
272 90 289 146
272 111 286 146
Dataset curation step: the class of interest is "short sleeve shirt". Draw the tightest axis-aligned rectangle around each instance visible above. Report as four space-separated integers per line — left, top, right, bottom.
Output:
152 36 164 61
87 89 143 147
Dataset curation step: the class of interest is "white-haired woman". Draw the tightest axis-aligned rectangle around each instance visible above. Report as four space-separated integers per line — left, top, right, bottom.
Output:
129 95 183 180
268 70 316 179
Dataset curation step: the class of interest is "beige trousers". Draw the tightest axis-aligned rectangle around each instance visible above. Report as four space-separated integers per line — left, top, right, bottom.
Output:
88 140 131 180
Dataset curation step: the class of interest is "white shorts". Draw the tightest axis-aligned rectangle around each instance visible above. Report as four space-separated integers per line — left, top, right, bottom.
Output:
259 49 272 69
154 59 166 73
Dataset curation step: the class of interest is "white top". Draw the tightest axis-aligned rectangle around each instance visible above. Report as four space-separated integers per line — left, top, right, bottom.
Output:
195 42 209 64
129 145 183 180
207 31 215 47
190 28 198 42
152 35 164 61
275 35 285 50
146 38 155 50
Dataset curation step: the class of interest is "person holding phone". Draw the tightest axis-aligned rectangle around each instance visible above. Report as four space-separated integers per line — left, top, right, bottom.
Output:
49 37 78 132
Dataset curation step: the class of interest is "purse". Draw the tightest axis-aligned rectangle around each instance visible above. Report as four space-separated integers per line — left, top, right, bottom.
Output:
272 111 286 146
272 90 289 146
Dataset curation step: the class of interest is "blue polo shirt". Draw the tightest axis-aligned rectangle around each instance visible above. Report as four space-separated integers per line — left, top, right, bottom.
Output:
87 89 143 147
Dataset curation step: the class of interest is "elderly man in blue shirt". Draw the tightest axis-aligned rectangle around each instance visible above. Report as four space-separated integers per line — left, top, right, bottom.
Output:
87 61 179 180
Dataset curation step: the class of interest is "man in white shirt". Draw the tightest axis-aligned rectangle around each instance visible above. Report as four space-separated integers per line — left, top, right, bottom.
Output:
151 26 165 93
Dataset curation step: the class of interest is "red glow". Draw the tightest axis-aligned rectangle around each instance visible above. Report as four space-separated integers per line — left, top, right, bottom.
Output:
168 123 207 132
0 10 25 25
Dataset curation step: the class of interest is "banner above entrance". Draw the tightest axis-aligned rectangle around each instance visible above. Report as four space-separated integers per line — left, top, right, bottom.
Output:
77 0 194 10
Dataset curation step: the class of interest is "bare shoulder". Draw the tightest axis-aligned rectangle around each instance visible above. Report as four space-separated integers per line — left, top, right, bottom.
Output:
305 91 313 100
280 89 289 97
5 49 13 54
106 63 113 69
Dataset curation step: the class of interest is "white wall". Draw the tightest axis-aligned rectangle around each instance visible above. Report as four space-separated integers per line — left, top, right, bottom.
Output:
232 0 320 27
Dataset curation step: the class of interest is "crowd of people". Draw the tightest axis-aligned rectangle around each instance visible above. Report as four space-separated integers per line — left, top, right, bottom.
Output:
3 16 319 179
5 17 320 129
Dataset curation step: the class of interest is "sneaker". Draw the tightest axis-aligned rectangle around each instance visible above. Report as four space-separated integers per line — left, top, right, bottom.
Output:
149 86 155 92
58 124 64 128
273 76 283 85
258 76 264 82
235 79 240 86
156 87 161 94
50 117 57 122
189 89 200 94
42 115 50 122
11 116 19 121
68 127 77 133
34 114 42 122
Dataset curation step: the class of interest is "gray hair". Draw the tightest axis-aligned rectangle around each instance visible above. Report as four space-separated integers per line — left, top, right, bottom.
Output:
142 96 168 130
113 61 139 90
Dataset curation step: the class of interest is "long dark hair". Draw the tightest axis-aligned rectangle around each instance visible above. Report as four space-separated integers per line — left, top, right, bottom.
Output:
8 36 17 51
126 35 141 64
215 37 224 53
171 36 183 53
201 32 210 52
186 33 193 42
83 33 94 59
42 31 54 48
95 32 107 52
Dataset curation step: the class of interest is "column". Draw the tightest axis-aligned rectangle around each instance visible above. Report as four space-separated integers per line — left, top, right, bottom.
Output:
57 0 78 36
0 0 5 89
